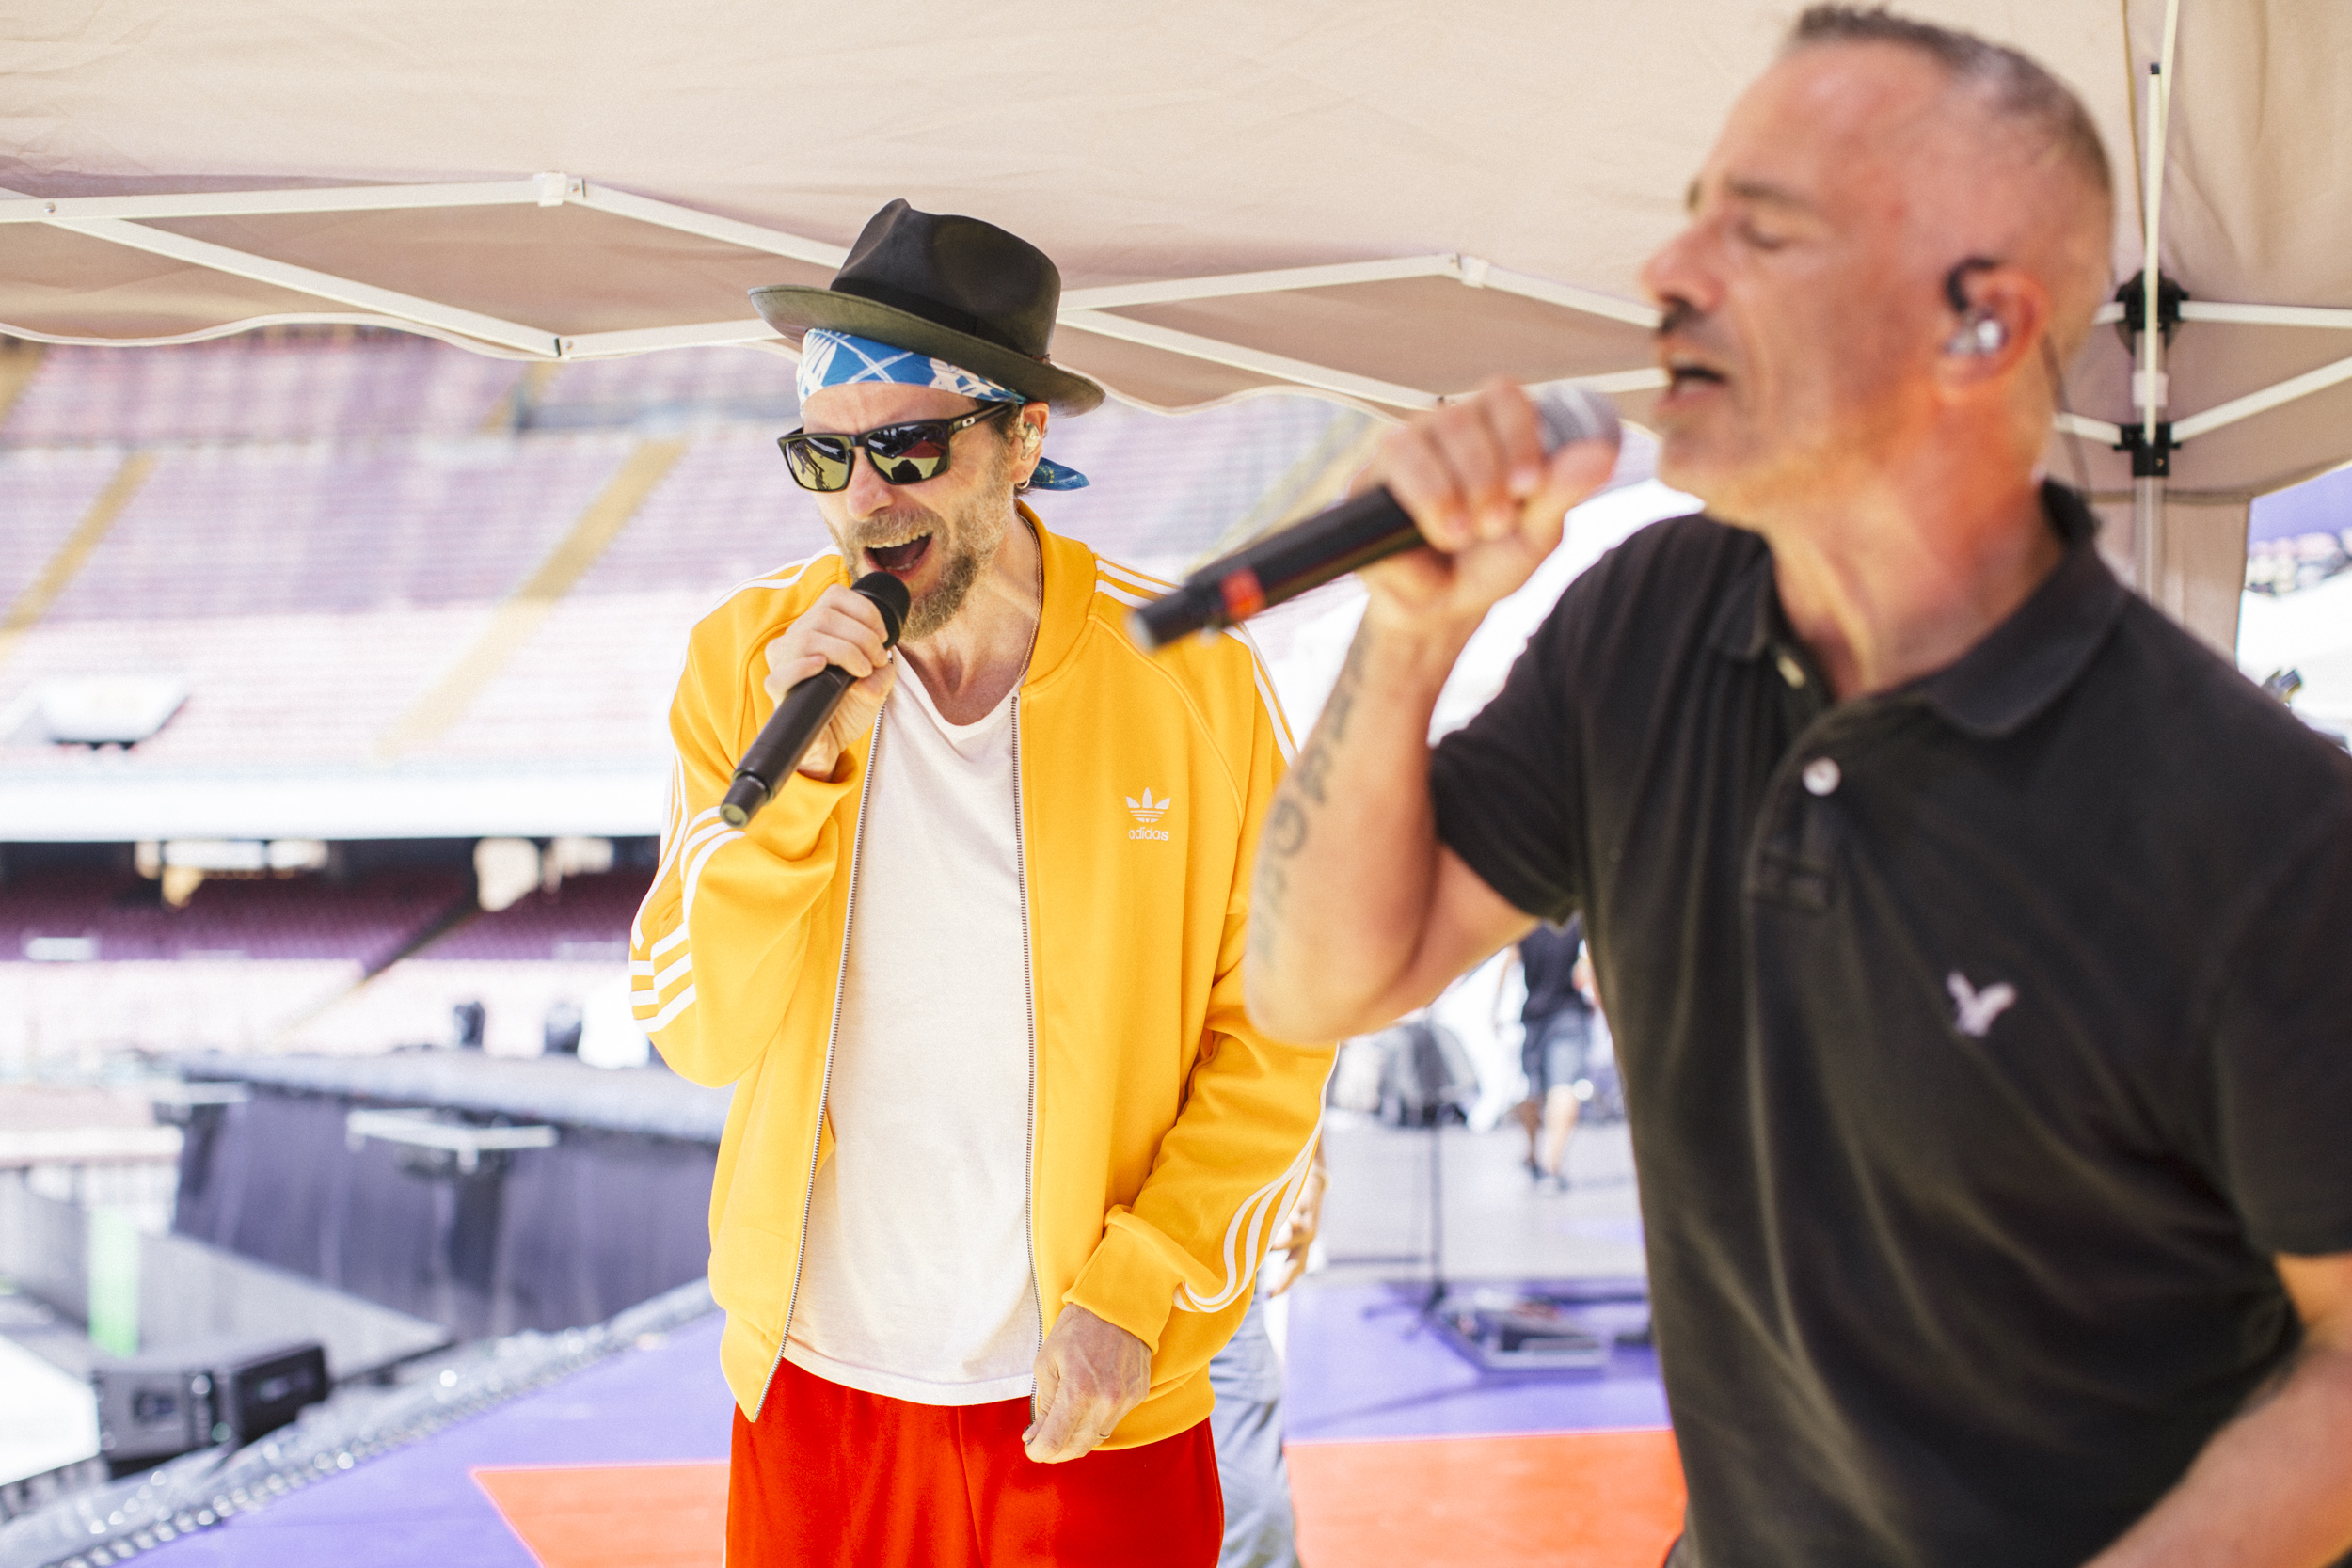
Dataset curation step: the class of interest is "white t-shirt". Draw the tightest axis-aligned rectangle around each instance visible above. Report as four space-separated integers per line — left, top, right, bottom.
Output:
782 663 1040 1405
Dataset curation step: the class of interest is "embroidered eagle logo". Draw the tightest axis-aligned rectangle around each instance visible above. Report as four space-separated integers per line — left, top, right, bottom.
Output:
1947 972 2018 1037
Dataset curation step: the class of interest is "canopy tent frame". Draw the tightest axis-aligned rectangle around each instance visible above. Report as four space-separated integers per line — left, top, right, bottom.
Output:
2063 299 2352 441
2088 0 2352 630
0 175 1672 411
7 169 2347 534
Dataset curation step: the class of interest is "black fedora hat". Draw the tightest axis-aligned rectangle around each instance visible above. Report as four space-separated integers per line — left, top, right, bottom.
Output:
752 200 1104 417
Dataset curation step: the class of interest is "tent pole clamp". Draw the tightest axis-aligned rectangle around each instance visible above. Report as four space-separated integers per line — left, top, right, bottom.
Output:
2113 420 2175 478
2114 270 2187 346
2113 270 2186 478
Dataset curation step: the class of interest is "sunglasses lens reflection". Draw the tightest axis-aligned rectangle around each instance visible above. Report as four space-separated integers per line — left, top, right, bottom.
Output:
783 436 853 492
782 407 1001 491
866 425 952 485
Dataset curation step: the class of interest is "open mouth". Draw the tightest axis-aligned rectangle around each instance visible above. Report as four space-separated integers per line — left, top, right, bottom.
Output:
866 535 932 574
1665 358 1728 395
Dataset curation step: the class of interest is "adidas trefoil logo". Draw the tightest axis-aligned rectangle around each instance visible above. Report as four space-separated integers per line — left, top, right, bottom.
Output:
1947 971 2017 1037
1125 787 1172 841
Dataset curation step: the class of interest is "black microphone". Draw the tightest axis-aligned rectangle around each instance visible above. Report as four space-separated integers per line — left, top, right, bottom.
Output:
1127 385 1621 651
720 571 912 828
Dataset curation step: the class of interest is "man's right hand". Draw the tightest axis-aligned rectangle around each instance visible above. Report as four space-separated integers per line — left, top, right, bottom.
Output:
1355 378 1619 643
761 583 898 781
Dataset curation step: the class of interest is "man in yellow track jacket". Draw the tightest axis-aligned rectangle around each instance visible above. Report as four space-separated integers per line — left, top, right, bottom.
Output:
628 201 1332 1568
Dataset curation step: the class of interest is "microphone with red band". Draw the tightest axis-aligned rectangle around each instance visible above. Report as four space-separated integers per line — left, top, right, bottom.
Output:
720 571 912 828
1127 385 1621 652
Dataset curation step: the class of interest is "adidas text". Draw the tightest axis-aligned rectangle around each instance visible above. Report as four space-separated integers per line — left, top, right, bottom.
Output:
1129 827 1170 842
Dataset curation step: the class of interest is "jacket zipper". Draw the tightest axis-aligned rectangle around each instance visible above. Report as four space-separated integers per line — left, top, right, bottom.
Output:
1010 696 1047 1409
761 715 884 1414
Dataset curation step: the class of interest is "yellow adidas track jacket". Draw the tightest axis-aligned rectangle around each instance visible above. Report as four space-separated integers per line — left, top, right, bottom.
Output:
630 512 1334 1445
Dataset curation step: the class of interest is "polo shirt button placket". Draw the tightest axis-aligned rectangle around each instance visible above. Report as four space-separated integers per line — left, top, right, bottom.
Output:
1751 728 1852 912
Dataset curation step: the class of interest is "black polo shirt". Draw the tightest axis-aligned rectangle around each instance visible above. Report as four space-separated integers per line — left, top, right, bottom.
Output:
1430 484 2352 1568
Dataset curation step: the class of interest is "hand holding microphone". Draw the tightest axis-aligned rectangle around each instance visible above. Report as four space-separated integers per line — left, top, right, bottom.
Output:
1129 381 1621 649
723 571 912 828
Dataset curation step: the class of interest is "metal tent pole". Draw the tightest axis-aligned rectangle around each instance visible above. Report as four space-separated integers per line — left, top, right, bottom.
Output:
2133 0 2183 602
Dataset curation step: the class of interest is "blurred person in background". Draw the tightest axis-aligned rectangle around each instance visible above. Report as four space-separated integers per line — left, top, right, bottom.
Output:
1244 11 2352 1567
631 201 1331 1568
1210 1142 1326 1568
1503 918 1597 1190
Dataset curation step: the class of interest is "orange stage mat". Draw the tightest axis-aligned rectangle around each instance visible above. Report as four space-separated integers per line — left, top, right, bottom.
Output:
475 1462 727 1568
1288 1429 1686 1568
476 1429 1685 1568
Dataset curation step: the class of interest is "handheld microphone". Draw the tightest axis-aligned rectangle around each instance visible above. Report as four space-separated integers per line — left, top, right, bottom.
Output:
1127 384 1621 651
720 571 912 828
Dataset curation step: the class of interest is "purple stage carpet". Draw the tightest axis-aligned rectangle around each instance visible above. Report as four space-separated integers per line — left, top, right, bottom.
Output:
112 1280 1677 1568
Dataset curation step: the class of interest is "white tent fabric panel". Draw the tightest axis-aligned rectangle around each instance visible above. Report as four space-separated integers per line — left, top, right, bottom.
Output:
2089 494 2254 657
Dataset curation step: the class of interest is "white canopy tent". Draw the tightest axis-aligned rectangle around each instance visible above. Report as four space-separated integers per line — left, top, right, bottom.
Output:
5 0 2348 653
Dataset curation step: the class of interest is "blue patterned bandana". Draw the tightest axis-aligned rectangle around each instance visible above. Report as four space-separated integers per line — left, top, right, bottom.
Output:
796 329 1089 490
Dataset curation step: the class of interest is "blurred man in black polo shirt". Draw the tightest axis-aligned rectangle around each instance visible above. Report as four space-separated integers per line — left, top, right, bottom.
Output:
1244 8 2352 1567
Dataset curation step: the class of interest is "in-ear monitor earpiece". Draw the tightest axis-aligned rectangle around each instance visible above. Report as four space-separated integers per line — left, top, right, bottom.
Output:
1950 314 2007 356
1942 257 2008 357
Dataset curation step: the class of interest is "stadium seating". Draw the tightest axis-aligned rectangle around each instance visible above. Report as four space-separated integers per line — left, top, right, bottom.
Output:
572 432 832 595
3 342 1361 771
0 328 1368 1059
0 865 471 1069
288 870 651 1056
0 958 360 1068
0 332 520 446
0 863 658 1065
0 865 467 966
527 344 801 433
0 448 128 611
1028 390 1368 576
46 435 639 624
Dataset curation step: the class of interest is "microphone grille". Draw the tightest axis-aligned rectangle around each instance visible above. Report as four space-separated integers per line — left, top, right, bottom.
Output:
850 570 914 647
1529 383 1622 455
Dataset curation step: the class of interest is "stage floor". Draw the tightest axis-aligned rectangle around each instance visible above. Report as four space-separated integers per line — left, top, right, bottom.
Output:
130 1272 1680 1568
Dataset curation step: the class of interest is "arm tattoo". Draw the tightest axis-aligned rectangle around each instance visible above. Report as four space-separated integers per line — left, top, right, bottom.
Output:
1265 799 1308 855
1286 631 1367 807
1248 859 1288 965
1251 628 1373 961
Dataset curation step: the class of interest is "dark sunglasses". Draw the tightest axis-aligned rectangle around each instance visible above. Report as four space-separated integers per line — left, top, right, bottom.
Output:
777 403 1015 492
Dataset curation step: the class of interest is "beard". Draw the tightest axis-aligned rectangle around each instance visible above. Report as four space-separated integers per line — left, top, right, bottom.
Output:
839 444 1014 642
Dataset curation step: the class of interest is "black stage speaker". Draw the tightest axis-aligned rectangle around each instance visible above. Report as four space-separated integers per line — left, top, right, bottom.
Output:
93 1338 328 1472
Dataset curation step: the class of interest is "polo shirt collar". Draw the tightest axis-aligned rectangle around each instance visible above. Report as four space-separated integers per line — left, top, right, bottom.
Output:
1912 484 2124 737
1709 483 2126 738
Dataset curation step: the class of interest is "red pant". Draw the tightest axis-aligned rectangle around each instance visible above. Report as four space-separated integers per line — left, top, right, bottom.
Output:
727 1358 1223 1567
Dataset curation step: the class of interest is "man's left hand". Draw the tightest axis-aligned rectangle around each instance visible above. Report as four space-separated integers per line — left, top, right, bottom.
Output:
1267 1148 1328 1298
1024 1304 1151 1464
